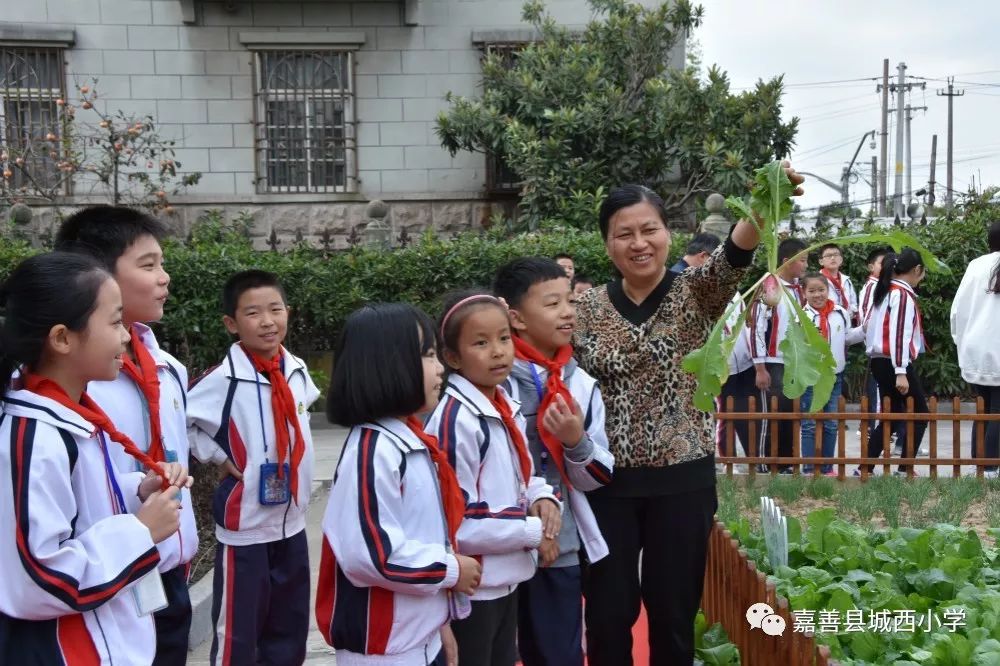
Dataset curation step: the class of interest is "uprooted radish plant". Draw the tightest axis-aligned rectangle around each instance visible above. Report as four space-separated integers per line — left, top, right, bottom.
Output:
682 160 950 413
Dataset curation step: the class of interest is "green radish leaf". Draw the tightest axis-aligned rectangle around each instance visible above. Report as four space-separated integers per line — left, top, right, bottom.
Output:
725 196 754 227
804 228 951 275
778 290 837 410
682 312 731 412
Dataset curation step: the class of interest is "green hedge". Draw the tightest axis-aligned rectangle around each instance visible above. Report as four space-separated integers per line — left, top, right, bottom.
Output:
1 201 996 397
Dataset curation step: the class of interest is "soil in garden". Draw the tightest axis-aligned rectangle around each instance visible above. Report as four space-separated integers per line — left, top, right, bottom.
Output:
716 473 1000 544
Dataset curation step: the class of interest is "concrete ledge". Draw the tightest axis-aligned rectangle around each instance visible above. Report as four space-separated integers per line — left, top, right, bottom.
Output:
0 22 75 47
239 31 367 49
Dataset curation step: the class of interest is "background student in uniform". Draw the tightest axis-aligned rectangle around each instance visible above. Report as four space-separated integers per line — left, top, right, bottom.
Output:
554 253 576 280
425 291 560 666
317 303 483 665
857 247 889 437
0 252 188 665
749 237 808 472
187 270 320 665
494 258 614 666
717 294 754 459
818 243 858 323
863 249 929 474
571 275 595 296
800 273 864 474
55 206 197 665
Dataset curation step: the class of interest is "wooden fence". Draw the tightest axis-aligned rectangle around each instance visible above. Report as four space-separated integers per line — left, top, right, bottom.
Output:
703 520 835 665
714 395 1000 479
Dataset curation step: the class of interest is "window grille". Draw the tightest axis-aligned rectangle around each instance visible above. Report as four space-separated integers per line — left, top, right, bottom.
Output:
483 44 522 194
0 47 66 195
253 50 356 193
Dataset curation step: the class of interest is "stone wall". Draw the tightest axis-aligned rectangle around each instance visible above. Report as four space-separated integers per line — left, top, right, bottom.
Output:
9 197 516 250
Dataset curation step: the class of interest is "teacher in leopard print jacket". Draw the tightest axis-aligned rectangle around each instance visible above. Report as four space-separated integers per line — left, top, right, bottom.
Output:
573 164 804 665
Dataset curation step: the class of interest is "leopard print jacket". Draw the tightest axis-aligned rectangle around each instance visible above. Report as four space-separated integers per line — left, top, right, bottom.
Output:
573 244 749 469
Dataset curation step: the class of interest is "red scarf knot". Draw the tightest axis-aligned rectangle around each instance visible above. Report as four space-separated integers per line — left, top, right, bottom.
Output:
512 336 575 490
242 345 307 504
404 416 465 550
814 299 837 341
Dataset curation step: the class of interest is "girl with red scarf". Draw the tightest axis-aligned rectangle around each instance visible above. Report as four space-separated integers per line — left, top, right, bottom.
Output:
0 253 189 665
319 303 482 666
801 274 865 474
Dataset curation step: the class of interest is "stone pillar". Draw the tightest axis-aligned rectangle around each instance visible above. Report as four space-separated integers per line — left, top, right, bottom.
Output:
363 199 392 250
699 193 731 240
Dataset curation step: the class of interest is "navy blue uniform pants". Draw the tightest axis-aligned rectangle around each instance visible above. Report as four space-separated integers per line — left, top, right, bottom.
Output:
517 565 584 666
153 565 193 666
209 530 310 666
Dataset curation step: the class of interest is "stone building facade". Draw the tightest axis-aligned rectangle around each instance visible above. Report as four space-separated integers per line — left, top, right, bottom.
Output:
0 0 680 248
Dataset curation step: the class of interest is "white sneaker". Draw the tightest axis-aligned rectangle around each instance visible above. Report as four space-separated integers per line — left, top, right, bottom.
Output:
986 469 999 479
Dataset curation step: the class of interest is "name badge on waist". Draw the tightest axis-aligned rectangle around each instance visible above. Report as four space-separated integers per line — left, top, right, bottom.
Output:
259 462 291 505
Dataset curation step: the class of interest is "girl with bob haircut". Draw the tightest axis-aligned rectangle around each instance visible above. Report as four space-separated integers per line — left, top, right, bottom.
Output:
425 290 560 666
0 252 190 665
863 248 929 474
317 302 482 666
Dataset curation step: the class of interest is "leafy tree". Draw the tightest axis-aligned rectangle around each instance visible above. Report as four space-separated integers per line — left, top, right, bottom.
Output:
0 79 201 214
435 0 798 230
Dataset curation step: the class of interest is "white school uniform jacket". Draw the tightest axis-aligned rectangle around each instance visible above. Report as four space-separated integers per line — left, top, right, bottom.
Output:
0 388 161 665
802 303 865 373
504 357 614 566
424 374 558 601
187 343 320 546
87 323 198 573
865 280 926 374
857 276 879 324
822 271 858 317
317 418 457 665
749 278 803 365
725 294 753 375
951 252 1000 386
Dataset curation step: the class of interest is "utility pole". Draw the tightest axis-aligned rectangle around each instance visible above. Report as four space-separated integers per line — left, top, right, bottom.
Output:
871 156 878 210
937 77 965 210
904 104 927 202
928 134 937 206
882 62 925 217
878 59 890 216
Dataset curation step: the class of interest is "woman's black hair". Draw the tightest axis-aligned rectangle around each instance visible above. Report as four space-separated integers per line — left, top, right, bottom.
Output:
873 248 923 307
0 252 110 392
437 288 507 357
326 303 437 427
597 185 668 240
988 220 1000 294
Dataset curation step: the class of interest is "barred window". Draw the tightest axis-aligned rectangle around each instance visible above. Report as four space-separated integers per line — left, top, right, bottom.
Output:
483 44 522 195
0 47 66 194
254 50 356 193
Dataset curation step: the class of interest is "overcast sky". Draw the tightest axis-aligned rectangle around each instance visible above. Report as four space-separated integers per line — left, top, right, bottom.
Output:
695 0 1000 216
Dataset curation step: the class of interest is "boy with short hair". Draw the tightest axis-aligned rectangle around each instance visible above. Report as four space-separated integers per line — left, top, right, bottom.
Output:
749 237 808 472
187 270 320 665
671 233 721 273
572 274 595 296
818 243 858 322
494 257 614 666
55 206 197 666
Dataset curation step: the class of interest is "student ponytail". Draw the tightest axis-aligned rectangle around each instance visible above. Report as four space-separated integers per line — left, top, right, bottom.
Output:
0 253 110 392
872 248 922 307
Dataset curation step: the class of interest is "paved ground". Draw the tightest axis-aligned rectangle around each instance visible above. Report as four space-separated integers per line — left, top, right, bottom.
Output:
187 405 995 663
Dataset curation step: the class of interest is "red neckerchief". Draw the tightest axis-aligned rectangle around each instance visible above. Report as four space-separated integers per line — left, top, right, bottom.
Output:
487 391 533 487
404 416 465 549
821 269 851 309
23 374 168 489
120 327 165 463
512 336 574 489
784 279 805 305
242 345 306 504
813 299 837 340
